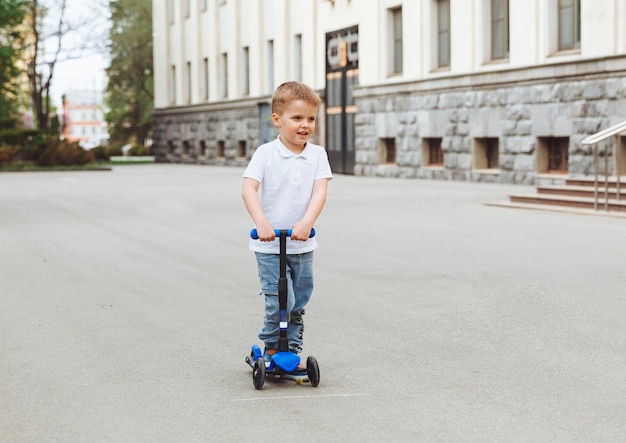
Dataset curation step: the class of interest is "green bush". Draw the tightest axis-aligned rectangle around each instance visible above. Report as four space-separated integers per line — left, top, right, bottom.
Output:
0 128 40 146
0 118 18 130
107 144 123 157
128 144 151 156
75 147 95 165
0 144 20 166
90 146 109 161
33 137 94 167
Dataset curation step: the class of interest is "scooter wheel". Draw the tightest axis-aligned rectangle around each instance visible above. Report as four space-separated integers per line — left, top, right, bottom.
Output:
306 356 320 387
252 358 265 390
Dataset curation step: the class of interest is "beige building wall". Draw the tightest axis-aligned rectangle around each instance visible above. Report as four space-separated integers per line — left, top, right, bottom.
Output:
154 0 626 107
152 0 626 183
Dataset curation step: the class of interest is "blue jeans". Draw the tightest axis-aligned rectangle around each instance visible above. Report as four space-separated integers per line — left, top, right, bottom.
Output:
255 251 314 354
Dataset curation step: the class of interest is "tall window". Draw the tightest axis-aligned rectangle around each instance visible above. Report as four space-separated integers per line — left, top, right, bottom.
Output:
185 61 192 103
389 7 403 75
203 57 209 100
437 0 450 68
267 40 274 93
200 0 208 12
294 34 302 82
491 0 509 59
220 53 228 98
241 47 250 96
170 65 176 104
558 0 580 50
169 0 175 24
184 0 190 18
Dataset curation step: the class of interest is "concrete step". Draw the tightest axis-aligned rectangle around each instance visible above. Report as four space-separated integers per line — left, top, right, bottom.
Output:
509 193 626 212
537 185 625 200
565 176 626 187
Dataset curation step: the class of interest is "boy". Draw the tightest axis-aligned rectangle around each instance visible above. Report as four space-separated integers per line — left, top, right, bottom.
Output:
242 81 332 363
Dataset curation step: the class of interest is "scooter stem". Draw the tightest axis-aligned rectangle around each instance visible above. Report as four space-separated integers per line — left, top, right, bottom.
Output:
278 230 289 352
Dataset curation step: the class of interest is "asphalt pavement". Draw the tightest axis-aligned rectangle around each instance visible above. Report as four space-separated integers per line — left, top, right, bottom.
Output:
1 164 625 442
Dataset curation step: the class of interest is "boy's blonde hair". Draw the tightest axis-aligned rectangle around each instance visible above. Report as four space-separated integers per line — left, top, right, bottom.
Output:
271 81 321 115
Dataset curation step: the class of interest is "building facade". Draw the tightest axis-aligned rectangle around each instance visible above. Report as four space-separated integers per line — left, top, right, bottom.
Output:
62 90 109 149
152 0 626 184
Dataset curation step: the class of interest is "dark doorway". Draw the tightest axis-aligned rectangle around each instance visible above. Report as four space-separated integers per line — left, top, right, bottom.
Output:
325 26 358 174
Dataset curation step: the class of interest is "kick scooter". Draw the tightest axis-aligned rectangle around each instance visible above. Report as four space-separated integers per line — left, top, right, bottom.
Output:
245 228 320 390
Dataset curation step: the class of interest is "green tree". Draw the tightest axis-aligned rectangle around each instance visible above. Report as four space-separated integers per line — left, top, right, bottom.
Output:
0 0 28 119
24 0 108 132
105 0 153 145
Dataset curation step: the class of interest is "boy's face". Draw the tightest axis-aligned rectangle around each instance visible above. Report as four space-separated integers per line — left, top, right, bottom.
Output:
272 99 318 154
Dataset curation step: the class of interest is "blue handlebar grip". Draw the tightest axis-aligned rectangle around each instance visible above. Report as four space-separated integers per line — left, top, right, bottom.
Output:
250 228 316 239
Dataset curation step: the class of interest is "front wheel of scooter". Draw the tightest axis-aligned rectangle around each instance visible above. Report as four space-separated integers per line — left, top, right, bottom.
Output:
306 356 320 387
253 358 265 390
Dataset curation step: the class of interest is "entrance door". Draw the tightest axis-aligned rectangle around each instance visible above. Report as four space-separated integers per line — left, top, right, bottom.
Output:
326 26 358 174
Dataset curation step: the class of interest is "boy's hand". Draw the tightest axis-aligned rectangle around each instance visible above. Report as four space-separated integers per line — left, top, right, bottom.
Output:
255 223 276 242
291 222 313 241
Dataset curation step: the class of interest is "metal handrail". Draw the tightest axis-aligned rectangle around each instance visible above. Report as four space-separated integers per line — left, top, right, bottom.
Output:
581 121 625 211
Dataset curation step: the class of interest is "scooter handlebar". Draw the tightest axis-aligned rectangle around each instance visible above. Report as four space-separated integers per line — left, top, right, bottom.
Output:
250 228 316 240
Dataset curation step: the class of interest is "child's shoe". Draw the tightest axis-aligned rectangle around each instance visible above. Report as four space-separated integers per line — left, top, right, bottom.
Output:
262 348 277 364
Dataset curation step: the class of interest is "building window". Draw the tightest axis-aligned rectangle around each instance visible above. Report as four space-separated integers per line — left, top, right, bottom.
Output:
167 140 174 155
473 138 500 169
217 140 225 158
389 7 403 75
170 65 176 104
220 53 228 98
537 137 569 173
294 34 302 82
203 57 209 100
241 47 250 96
184 0 190 18
379 138 396 164
200 0 208 12
491 0 509 60
237 140 247 158
169 0 175 24
423 138 444 166
558 0 580 51
267 40 274 93
182 140 190 156
199 140 207 157
185 61 192 103
437 0 450 68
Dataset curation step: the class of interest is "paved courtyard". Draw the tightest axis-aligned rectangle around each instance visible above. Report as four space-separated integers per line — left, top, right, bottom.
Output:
1 164 625 442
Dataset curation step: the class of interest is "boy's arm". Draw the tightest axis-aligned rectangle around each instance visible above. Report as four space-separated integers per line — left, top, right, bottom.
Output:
242 177 275 242
291 178 330 241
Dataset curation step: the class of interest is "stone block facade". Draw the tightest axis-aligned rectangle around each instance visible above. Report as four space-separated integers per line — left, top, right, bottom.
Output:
152 98 268 168
352 58 626 185
152 58 626 186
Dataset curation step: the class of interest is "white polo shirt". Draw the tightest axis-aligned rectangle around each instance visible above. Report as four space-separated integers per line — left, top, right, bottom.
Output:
243 136 332 254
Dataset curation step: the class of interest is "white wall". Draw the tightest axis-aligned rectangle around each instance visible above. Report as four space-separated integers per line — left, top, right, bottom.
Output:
152 0 626 109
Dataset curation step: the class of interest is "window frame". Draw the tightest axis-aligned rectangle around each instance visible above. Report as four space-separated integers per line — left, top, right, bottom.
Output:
490 0 509 60
437 0 451 68
389 7 403 75
558 0 581 51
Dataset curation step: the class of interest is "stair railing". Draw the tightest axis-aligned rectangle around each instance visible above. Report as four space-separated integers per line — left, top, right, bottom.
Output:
581 120 625 212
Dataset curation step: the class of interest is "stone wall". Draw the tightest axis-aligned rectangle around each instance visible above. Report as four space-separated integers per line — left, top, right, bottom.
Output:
353 58 626 185
152 58 626 186
152 98 269 167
